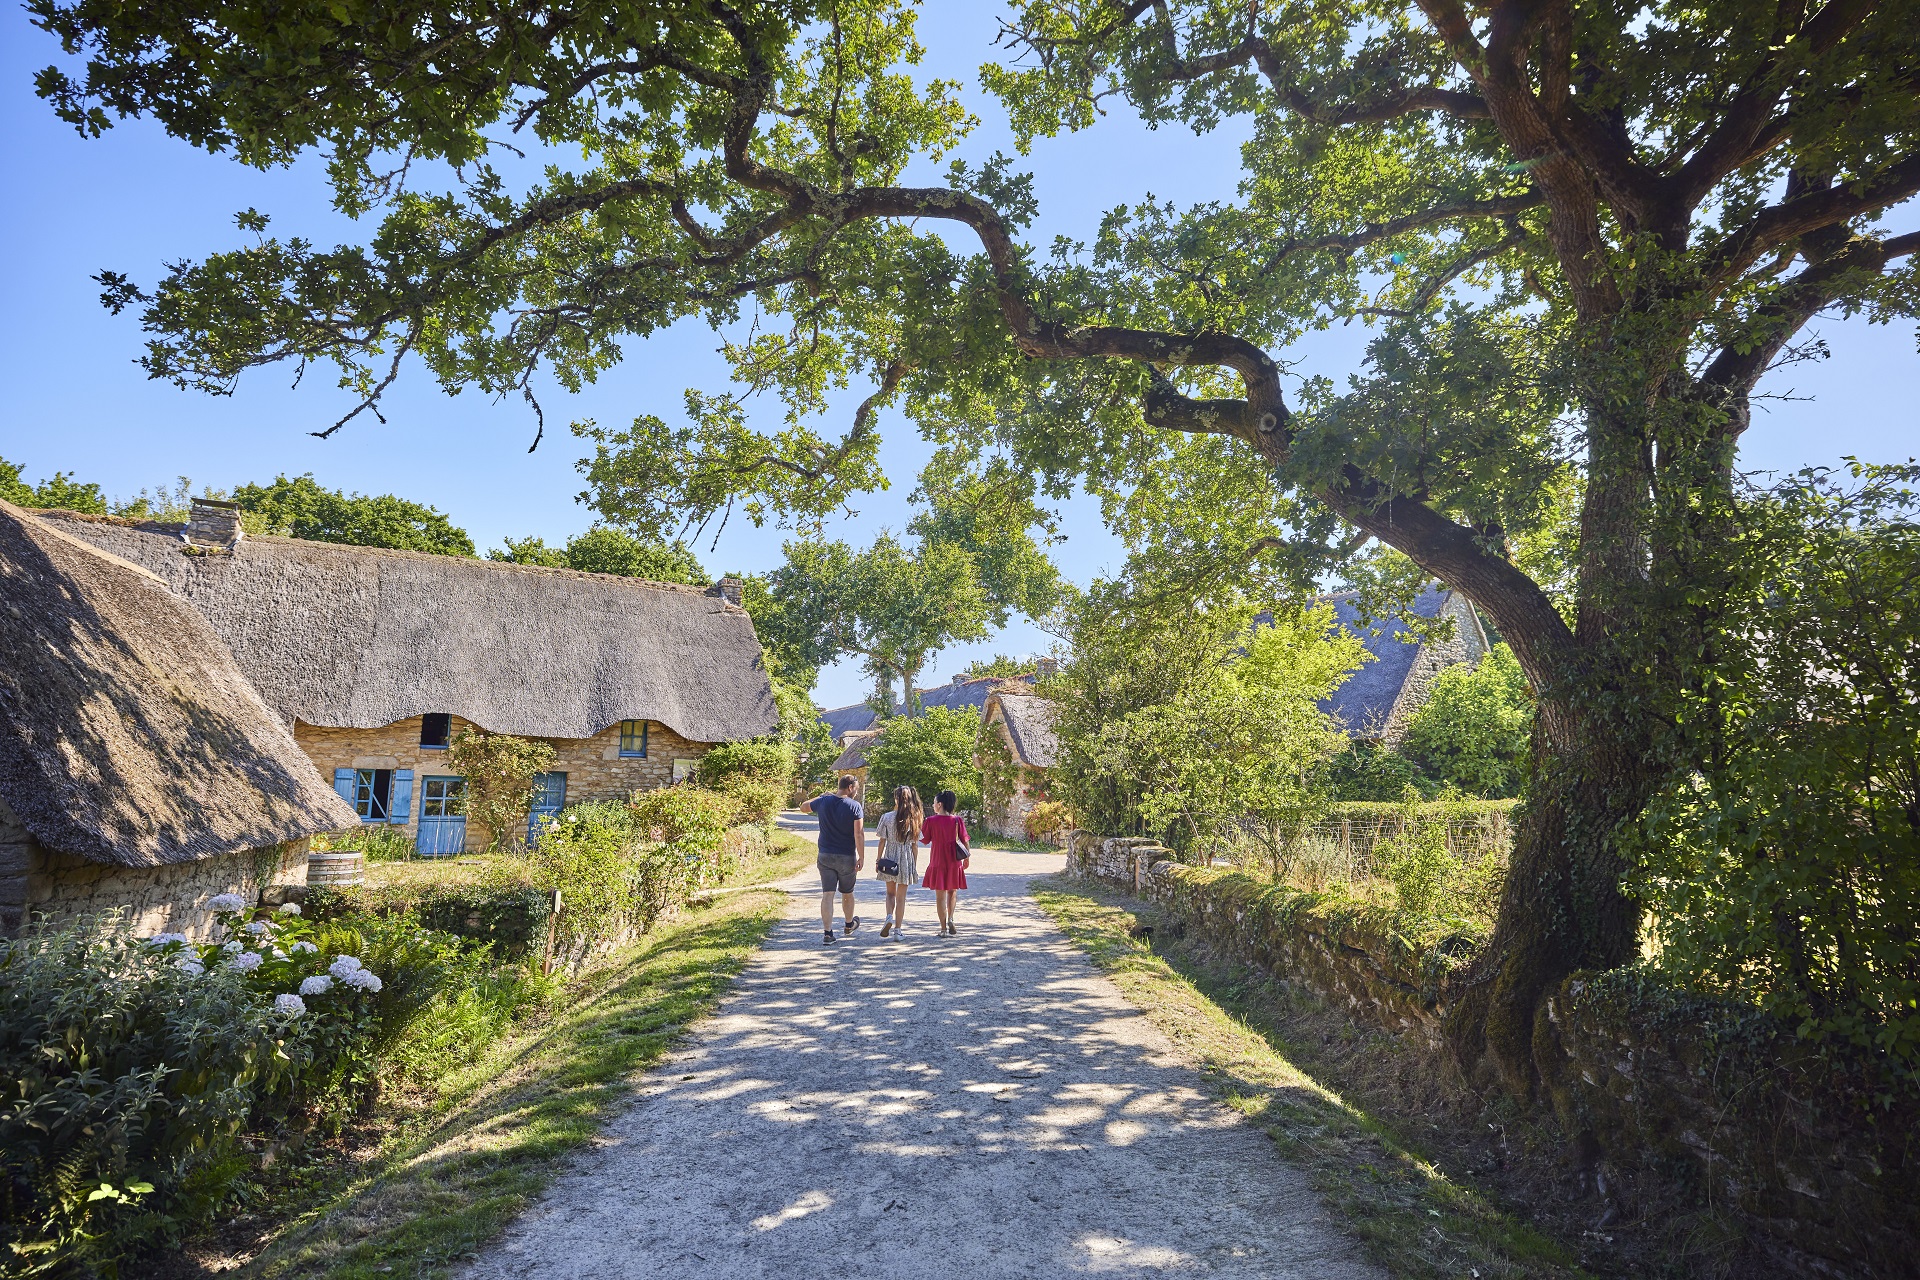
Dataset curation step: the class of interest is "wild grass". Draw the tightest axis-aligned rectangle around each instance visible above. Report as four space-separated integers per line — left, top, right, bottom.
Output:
1032 879 1590 1280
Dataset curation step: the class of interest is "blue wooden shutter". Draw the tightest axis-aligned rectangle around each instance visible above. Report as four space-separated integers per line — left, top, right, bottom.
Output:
389 770 414 823
333 768 356 805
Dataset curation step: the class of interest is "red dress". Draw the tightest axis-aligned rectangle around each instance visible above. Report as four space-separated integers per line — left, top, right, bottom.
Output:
919 813 970 890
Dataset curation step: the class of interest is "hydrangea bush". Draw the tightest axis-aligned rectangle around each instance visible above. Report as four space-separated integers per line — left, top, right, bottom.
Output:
0 900 394 1275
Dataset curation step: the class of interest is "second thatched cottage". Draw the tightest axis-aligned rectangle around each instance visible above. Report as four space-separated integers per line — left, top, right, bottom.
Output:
42 505 778 855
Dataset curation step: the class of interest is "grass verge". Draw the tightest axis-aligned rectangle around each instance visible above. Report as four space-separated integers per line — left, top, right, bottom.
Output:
158 834 813 1280
1032 878 1588 1280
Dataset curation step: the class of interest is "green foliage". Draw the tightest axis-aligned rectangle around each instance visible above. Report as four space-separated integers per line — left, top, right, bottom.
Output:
305 882 555 956
229 475 473 555
695 739 794 789
505 802 648 949
491 528 708 584
1322 741 1424 802
1051 581 1362 857
0 904 402 1274
863 706 984 813
0 455 107 514
961 654 1034 679
313 824 416 862
445 730 556 852
1633 466 1920 1081
1399 644 1534 798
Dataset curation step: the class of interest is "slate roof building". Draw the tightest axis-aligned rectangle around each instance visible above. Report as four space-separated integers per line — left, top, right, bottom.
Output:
0 501 357 937
1310 587 1490 745
42 505 778 856
819 661 1056 742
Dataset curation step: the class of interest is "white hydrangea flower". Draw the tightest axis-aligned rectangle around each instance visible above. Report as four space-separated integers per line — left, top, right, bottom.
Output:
206 893 246 913
273 993 306 1017
176 958 205 976
146 932 188 947
272 948 288 961
228 950 264 973
341 968 384 993
244 920 270 935
328 955 364 980
221 940 244 954
289 941 318 954
299 974 333 996
277 903 302 916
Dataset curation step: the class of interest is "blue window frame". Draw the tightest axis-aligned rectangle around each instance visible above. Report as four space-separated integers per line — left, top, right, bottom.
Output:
619 720 649 757
350 769 391 822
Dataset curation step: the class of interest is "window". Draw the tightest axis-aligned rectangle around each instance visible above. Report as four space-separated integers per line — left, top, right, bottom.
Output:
421 775 466 817
353 769 392 822
619 720 649 757
420 713 452 749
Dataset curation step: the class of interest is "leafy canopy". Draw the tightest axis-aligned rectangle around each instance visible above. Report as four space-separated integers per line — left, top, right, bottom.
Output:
492 527 709 584
0 456 107 515
1400 643 1534 798
231 474 474 555
863 705 984 813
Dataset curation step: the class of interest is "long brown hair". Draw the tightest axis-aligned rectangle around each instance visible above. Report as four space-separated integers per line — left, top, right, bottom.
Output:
892 785 923 842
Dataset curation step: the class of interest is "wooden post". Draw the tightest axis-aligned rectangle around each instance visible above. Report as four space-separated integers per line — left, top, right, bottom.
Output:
541 889 562 976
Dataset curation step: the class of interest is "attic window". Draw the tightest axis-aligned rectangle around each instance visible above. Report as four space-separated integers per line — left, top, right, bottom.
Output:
619 720 649 758
420 713 452 749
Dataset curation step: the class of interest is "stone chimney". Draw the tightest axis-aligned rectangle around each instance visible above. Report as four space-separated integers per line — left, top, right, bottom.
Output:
710 575 745 606
184 498 244 551
1035 657 1059 680
953 672 969 686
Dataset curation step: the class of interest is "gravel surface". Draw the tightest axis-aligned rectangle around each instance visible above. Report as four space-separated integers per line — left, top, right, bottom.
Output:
460 823 1384 1279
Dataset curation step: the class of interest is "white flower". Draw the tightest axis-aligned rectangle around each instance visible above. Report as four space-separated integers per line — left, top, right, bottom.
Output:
221 940 244 954
273 993 306 1017
176 958 205 976
289 941 318 955
299 975 333 996
341 968 383 993
206 893 246 913
277 903 302 916
327 956 363 980
146 932 188 947
228 951 263 973
244 920 270 935
272 948 288 961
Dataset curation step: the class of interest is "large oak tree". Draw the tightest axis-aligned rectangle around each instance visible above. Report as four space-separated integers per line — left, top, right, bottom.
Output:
30 0 1920 1092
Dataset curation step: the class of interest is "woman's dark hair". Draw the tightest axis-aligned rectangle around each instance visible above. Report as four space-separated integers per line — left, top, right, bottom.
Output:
935 789 958 814
892 785 923 841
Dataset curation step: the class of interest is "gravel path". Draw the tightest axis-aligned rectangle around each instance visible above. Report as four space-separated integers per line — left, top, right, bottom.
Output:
460 823 1384 1279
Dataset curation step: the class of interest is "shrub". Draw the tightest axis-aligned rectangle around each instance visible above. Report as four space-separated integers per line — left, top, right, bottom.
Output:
1025 799 1071 844
626 787 732 855
864 707 983 813
1399 643 1533 798
313 823 416 861
0 904 398 1274
305 882 554 955
445 730 557 851
712 776 785 825
503 801 643 949
1322 740 1423 801
695 738 793 788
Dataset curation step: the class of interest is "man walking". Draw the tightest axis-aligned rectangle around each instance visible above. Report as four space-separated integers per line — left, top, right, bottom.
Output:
805 774 866 944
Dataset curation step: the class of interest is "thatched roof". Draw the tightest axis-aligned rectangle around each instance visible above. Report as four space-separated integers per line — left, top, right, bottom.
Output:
993 692 1060 769
0 501 357 867
40 512 777 744
831 730 880 772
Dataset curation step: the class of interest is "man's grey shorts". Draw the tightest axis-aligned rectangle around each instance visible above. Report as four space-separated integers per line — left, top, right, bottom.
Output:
817 854 858 893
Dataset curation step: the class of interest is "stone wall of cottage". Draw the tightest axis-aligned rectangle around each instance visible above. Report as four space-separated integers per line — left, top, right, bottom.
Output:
0 795 309 940
1378 592 1491 747
293 714 718 853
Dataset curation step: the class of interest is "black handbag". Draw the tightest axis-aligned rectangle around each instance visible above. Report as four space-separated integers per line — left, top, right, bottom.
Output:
877 854 901 877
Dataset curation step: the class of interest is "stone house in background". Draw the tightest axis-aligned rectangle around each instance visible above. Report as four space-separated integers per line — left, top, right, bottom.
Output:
977 686 1061 839
1312 587 1490 745
0 501 356 937
818 659 1057 743
828 730 882 815
42 504 778 856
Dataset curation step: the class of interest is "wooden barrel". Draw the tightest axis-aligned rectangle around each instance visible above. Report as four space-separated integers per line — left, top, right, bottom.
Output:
307 849 365 887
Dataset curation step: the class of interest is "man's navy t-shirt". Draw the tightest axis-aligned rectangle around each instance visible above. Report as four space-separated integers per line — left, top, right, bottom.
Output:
809 793 862 858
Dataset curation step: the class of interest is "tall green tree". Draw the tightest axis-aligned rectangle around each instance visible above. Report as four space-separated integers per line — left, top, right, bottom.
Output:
32 0 1920 1093
230 475 473 555
492 528 709 583
0 457 107 514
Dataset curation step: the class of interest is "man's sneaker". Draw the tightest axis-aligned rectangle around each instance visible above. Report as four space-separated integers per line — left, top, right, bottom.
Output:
842 916 862 936
822 930 837 945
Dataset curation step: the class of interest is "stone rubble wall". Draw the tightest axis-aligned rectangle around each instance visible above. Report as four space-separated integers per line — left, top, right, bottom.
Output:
1065 832 1916 1277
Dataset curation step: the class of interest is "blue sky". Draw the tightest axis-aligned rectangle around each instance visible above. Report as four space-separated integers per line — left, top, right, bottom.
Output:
2 5 1915 709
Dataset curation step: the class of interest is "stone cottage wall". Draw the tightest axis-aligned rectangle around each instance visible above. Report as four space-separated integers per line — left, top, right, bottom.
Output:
1379 592 1491 747
0 809 308 941
294 714 718 852
1065 834 1916 1275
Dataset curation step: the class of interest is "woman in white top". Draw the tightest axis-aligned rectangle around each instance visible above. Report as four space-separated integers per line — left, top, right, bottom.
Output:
875 785 923 938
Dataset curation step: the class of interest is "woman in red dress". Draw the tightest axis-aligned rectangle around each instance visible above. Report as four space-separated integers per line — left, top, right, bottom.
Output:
919 789 971 936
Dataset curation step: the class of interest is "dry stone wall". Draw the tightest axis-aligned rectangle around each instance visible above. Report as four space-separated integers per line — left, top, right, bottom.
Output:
1066 833 1916 1277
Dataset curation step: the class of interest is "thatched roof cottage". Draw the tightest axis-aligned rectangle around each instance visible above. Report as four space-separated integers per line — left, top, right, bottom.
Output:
0 501 356 937
41 505 778 855
977 687 1061 840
